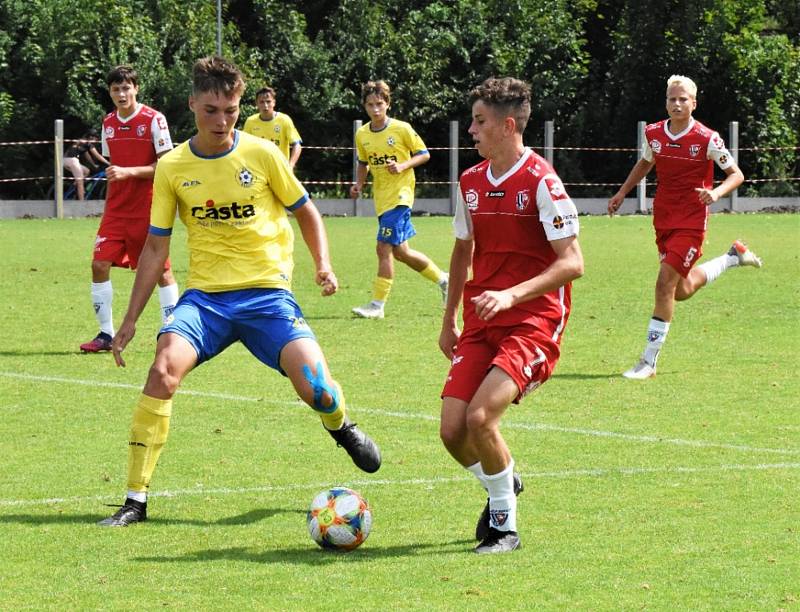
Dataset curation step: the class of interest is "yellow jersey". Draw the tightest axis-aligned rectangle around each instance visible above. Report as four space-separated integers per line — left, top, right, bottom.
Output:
242 112 302 160
150 130 308 293
355 118 428 216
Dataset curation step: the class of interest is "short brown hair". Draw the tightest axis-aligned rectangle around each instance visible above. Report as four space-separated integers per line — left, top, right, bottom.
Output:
361 80 391 105
256 86 276 100
106 65 138 88
468 77 531 134
192 56 245 98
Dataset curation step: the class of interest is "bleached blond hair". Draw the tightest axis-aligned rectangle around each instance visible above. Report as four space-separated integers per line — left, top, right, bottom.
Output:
666 75 697 98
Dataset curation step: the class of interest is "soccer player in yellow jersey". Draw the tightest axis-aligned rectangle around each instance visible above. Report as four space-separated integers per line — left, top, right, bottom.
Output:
350 80 448 319
242 86 302 169
98 56 381 527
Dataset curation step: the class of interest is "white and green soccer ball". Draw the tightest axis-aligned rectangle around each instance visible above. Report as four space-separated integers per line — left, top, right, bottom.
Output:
306 487 371 551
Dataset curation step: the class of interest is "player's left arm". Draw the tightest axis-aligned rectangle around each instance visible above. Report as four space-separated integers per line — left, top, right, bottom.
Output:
293 201 338 296
289 142 302 169
695 133 745 205
388 126 430 174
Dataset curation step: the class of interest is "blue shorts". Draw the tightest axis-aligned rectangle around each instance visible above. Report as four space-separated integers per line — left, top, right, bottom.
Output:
160 288 317 372
377 206 417 245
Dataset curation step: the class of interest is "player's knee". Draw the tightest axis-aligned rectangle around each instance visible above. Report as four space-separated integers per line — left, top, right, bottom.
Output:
439 422 463 451
465 406 491 437
91 259 111 276
302 362 340 414
145 362 181 397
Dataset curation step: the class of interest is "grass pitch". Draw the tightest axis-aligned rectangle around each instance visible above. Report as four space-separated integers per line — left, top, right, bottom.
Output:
0 213 798 610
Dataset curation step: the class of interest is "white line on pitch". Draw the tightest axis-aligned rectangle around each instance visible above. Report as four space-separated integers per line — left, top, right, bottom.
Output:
1 462 798 508
2 371 798 457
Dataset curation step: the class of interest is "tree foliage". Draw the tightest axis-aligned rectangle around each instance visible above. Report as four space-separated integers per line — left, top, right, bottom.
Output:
0 0 796 198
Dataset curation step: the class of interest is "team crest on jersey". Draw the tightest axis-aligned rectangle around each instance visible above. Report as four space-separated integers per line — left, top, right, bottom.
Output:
387 136 395 146
105 126 114 139
464 188 479 210
515 189 530 211
137 125 146 137
237 167 254 187
689 144 701 157
650 139 662 154
274 125 281 133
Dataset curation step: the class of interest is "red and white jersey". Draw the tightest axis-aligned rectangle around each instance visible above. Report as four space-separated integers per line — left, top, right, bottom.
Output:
101 104 173 219
454 148 579 335
643 118 734 231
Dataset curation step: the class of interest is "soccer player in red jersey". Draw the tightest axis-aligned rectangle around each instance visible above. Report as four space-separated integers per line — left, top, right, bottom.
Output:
439 77 584 554
80 66 179 353
608 75 762 379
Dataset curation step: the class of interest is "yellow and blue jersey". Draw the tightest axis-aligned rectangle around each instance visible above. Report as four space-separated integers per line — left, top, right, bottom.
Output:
150 130 308 293
242 112 302 161
355 119 427 217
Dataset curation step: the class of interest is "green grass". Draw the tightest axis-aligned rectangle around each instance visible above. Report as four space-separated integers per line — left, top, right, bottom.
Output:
0 213 798 610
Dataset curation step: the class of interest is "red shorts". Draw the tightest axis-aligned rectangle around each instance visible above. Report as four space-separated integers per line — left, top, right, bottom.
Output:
655 229 704 278
93 215 171 271
442 322 561 404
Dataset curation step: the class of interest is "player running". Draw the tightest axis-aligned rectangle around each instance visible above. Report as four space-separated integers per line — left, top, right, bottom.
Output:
439 77 584 554
242 86 302 170
350 80 448 319
98 56 381 527
80 65 179 353
608 75 762 380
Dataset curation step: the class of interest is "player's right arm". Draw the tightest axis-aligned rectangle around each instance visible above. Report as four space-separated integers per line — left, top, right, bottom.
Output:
350 162 369 199
608 158 655 216
112 233 171 367
439 237 472 360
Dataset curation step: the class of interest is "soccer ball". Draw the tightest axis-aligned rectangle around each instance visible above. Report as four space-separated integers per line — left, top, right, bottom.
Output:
306 487 371 551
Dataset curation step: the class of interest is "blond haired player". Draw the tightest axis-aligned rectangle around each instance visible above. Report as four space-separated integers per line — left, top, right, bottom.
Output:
608 75 762 379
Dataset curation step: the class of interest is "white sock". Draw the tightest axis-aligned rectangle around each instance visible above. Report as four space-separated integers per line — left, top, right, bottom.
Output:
484 460 517 532
643 318 670 367
698 253 736 286
438 273 448 287
158 283 180 323
127 490 147 503
465 461 488 490
91 281 114 336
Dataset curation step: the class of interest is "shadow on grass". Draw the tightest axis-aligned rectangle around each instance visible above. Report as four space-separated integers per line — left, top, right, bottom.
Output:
0 507 302 527
0 350 81 356
134 539 475 564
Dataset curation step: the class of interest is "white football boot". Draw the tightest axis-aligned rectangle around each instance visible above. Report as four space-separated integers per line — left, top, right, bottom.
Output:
352 302 385 319
622 356 656 379
729 240 762 268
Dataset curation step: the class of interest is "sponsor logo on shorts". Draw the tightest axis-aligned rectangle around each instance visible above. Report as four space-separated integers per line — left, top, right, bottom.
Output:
292 317 309 330
451 355 464 366
683 246 698 268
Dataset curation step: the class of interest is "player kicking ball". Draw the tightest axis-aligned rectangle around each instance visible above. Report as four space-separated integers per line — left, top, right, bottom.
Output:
98 56 380 527
439 78 584 553
608 75 762 380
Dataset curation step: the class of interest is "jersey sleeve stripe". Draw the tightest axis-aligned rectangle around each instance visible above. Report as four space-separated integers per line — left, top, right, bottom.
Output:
286 193 310 211
149 225 173 236
413 149 429 156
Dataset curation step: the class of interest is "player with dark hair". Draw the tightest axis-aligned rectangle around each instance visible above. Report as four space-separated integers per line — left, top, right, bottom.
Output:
80 65 178 353
242 86 302 169
350 80 448 319
439 77 584 553
98 56 381 527
608 74 762 379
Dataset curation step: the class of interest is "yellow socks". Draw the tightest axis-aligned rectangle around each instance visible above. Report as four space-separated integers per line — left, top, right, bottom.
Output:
420 262 445 284
372 276 393 303
319 381 346 431
127 394 172 494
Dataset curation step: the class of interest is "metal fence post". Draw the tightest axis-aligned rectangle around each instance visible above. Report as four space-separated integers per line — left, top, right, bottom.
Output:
729 121 739 212
449 120 459 215
637 121 647 213
352 119 362 217
544 120 554 166
54 119 64 219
